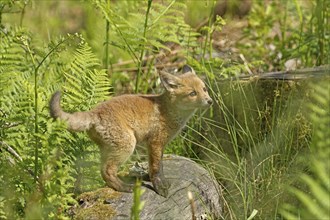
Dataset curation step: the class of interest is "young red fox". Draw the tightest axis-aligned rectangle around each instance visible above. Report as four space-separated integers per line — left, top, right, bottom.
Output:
49 65 213 197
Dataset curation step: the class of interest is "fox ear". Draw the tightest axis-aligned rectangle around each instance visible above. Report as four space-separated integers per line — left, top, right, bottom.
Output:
159 71 181 92
182 65 195 74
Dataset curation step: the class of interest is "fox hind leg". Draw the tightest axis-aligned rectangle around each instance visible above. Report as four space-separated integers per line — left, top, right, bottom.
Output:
101 159 134 192
99 133 136 193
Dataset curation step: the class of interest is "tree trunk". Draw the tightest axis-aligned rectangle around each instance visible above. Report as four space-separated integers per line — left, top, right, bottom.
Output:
70 155 222 220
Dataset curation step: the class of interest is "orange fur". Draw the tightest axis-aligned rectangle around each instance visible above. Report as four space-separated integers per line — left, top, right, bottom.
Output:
49 66 212 197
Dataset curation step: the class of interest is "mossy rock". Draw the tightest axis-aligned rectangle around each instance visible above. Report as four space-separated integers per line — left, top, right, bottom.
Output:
70 155 222 220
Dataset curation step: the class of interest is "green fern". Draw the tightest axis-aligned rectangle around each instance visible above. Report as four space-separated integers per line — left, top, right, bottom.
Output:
93 0 200 91
61 42 111 110
280 80 330 219
0 25 111 218
95 0 185 53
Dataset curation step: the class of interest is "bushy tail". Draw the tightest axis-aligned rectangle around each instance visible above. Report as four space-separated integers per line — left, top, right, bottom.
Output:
49 91 94 131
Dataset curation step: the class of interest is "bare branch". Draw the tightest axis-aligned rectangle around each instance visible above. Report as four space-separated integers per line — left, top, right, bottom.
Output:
0 141 22 162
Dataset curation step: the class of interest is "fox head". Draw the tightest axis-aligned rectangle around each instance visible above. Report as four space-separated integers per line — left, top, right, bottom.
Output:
159 65 213 111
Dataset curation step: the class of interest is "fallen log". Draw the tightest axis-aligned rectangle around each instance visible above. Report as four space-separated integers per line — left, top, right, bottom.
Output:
70 155 222 220
232 65 330 81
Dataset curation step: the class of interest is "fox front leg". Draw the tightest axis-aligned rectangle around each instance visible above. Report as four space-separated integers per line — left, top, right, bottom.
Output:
148 143 171 197
153 159 171 197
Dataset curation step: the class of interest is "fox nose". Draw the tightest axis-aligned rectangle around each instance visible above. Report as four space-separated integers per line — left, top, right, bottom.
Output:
207 99 213 105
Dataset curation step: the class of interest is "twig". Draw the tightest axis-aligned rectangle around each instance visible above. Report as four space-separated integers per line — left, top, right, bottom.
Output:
112 49 182 67
0 141 36 177
187 191 196 220
2 122 23 129
225 65 330 81
195 17 209 32
239 53 253 75
111 61 185 73
0 141 23 162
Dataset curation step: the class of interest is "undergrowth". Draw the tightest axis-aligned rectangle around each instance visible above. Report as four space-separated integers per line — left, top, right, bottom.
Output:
0 0 329 219
0 28 110 218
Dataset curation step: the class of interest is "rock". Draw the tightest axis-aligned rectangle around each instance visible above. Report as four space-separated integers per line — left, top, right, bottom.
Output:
70 155 222 220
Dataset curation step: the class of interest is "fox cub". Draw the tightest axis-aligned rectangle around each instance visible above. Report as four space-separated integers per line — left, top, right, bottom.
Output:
50 65 213 197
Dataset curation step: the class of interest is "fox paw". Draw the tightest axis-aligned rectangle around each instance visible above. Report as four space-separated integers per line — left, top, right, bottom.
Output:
110 182 133 193
153 177 171 198
121 183 134 193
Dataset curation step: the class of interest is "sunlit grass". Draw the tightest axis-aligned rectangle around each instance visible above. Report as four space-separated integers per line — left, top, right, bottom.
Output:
172 77 316 219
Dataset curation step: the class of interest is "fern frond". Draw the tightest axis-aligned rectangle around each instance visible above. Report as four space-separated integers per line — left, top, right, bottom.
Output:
93 0 199 62
1 27 109 218
0 28 31 73
280 80 330 219
0 28 34 100
300 172 329 211
61 41 111 110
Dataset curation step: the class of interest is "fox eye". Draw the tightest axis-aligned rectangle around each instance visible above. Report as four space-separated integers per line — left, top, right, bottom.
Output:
203 87 207 92
189 91 197 96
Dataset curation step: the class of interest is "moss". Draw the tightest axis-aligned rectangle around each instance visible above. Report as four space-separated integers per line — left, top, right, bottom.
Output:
75 203 116 220
74 188 121 220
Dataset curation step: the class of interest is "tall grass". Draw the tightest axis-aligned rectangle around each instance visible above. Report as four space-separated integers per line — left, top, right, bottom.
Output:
177 77 315 219
135 0 153 93
164 1 328 218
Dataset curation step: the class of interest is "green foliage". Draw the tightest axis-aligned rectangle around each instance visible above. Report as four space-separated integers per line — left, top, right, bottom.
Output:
95 0 193 53
130 179 145 220
239 0 329 70
0 0 328 219
0 26 110 218
280 81 330 219
62 41 111 108
178 77 320 219
0 1 202 217
93 0 200 92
